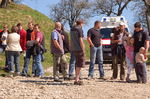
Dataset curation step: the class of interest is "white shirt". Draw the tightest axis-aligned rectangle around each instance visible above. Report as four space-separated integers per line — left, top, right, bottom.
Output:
1 32 8 45
118 33 124 45
5 33 22 51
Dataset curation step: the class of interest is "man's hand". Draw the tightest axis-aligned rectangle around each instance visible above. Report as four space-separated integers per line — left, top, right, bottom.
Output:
61 35 65 40
117 40 121 43
144 52 148 59
90 45 94 47
59 47 63 52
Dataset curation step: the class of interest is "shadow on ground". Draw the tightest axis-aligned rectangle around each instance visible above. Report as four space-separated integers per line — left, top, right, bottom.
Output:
20 77 73 86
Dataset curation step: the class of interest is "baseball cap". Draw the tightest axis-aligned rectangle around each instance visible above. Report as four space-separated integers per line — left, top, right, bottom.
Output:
119 22 125 26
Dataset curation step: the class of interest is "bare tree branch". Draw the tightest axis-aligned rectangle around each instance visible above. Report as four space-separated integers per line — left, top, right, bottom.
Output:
50 0 92 28
94 0 132 16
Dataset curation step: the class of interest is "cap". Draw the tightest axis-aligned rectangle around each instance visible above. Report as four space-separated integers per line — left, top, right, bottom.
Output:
119 22 125 26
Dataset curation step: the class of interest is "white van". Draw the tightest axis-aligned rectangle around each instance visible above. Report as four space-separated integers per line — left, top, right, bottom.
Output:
100 16 129 63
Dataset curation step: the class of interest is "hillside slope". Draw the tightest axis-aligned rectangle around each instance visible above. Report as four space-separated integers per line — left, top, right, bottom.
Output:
0 3 54 74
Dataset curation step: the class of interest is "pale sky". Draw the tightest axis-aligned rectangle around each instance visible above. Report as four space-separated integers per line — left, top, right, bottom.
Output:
22 0 136 35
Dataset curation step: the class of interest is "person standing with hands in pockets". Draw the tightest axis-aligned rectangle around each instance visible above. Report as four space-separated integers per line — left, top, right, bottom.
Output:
51 22 67 82
87 21 105 80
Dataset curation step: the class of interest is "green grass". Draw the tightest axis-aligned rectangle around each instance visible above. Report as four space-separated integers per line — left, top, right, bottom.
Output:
0 3 91 76
0 3 54 75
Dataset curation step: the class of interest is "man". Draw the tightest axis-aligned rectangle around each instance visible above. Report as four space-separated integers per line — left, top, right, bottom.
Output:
51 22 67 82
133 22 149 82
21 22 35 77
70 20 85 85
17 23 27 54
111 23 128 80
87 21 105 80
68 52 76 79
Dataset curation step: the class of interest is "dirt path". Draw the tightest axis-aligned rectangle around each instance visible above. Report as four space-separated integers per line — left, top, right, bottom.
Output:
0 64 150 99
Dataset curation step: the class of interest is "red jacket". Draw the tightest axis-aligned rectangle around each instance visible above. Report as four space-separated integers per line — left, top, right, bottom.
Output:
19 29 27 51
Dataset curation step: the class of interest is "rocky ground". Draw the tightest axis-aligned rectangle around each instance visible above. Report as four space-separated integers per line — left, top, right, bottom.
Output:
0 64 150 99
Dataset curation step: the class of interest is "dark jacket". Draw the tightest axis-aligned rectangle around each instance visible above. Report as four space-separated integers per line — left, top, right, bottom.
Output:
61 30 70 53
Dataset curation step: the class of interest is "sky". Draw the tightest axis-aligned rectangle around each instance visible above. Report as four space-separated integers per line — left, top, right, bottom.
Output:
21 0 136 35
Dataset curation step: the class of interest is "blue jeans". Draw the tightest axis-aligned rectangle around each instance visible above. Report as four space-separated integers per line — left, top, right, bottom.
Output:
7 51 20 73
5 51 9 67
34 53 44 76
0 47 4 53
22 49 35 75
68 52 76 76
88 46 104 77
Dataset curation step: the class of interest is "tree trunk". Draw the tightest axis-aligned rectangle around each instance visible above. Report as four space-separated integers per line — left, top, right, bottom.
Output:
0 0 9 8
146 9 150 35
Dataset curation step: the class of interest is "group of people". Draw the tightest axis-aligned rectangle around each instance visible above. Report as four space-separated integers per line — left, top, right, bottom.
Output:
51 20 149 85
0 20 149 85
0 22 45 77
111 22 149 83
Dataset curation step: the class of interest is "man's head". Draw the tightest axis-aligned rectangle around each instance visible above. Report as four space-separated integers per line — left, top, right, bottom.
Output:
55 22 62 31
3 24 8 31
11 26 18 33
34 24 40 32
17 23 22 30
94 21 101 29
134 22 142 32
76 20 84 27
119 22 125 31
28 22 34 30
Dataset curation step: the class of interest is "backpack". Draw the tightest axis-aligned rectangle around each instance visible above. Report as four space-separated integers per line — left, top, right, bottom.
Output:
40 35 47 54
36 33 47 55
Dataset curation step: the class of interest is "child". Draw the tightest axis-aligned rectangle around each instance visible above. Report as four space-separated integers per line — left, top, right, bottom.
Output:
125 37 134 82
135 47 148 83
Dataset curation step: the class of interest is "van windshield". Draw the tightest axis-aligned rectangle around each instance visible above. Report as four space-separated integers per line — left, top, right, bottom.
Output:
100 28 112 39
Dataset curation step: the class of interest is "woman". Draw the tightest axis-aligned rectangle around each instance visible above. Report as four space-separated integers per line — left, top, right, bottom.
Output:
32 24 44 77
0 25 9 71
5 26 22 76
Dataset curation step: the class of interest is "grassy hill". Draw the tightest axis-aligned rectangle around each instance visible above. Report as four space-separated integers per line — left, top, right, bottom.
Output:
0 3 91 76
0 3 54 75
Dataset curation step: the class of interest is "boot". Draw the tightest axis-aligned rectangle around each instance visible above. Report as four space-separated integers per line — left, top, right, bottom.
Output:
126 74 131 83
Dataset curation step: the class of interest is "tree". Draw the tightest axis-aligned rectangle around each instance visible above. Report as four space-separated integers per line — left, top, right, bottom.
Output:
94 0 132 16
134 0 150 34
143 0 150 34
50 0 92 28
0 0 9 8
0 0 22 8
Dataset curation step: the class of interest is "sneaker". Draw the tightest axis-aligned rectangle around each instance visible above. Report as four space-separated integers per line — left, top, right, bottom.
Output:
14 72 20 77
110 77 117 80
68 75 75 80
99 76 107 80
31 74 36 77
126 78 132 83
64 77 70 81
39 75 44 78
54 78 63 82
120 78 125 81
74 81 84 85
87 76 93 80
6 72 14 77
21 73 27 77
3 67 9 72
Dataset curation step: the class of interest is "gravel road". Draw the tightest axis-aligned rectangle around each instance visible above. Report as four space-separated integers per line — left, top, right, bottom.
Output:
0 64 150 99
